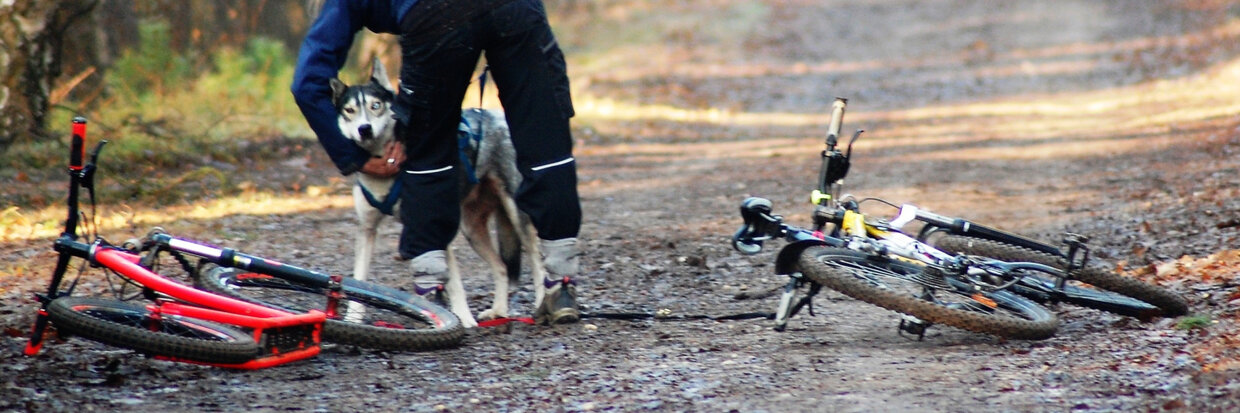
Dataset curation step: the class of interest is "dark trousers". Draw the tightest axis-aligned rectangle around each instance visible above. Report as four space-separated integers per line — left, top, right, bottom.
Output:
394 0 581 259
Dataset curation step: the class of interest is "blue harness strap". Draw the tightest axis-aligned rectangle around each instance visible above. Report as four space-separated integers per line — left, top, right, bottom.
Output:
362 116 480 216
358 176 402 216
458 114 483 184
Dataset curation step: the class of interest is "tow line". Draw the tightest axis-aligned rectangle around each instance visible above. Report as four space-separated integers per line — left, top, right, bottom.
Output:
476 310 775 328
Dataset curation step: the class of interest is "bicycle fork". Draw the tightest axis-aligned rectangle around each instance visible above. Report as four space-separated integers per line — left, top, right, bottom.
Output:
773 274 823 332
25 248 77 356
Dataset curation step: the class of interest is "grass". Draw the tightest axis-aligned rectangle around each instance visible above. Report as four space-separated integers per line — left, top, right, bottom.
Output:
1177 315 1214 330
2 24 318 212
11 22 307 169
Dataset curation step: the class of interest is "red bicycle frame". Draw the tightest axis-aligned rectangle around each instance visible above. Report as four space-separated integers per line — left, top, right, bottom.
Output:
25 117 326 369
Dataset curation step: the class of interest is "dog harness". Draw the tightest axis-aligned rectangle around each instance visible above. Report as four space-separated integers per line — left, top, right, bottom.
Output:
358 176 402 216
457 112 484 185
359 115 483 216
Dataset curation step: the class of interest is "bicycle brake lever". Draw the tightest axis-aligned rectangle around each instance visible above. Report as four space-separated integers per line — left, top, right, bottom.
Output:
845 129 863 157
88 140 108 165
79 141 108 191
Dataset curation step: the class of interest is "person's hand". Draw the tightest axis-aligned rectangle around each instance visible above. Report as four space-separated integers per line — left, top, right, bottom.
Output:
359 141 405 178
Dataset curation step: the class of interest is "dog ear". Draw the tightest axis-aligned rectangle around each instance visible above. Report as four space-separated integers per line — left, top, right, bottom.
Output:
330 78 347 104
369 57 395 93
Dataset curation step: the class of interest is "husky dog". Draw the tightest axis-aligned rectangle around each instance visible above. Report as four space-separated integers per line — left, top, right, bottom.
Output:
330 58 549 328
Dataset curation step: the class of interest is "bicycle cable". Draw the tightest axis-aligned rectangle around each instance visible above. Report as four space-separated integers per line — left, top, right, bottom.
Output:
856 197 900 210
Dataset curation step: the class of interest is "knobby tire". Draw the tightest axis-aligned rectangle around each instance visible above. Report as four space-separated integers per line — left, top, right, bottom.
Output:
196 263 465 351
46 297 259 364
796 247 1058 340
931 235 1188 318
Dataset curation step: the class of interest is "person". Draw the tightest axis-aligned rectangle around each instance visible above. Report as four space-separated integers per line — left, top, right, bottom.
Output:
291 0 583 325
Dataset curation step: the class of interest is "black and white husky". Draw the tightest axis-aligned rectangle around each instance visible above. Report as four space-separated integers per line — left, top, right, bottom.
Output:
330 58 549 328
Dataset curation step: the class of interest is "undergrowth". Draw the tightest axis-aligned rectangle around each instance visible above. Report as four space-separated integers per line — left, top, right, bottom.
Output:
3 21 317 210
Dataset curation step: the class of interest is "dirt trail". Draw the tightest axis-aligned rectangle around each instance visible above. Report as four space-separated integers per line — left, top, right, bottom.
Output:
5 1 1240 411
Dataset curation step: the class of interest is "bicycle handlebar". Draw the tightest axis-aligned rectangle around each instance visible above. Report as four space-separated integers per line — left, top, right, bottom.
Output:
70 117 86 170
62 121 108 239
733 197 782 254
149 233 337 289
826 98 847 148
816 98 859 198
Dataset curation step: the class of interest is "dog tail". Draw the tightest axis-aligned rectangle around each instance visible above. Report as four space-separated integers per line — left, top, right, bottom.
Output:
496 212 522 283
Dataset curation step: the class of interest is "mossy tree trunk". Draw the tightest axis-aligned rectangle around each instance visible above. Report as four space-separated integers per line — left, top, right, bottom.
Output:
0 0 97 153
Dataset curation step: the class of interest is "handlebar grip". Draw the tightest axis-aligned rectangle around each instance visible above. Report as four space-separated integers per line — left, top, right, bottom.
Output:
734 197 777 254
826 98 847 146
70 117 87 171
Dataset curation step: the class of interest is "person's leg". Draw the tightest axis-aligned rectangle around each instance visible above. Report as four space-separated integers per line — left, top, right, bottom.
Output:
484 0 580 241
396 2 486 293
482 0 582 324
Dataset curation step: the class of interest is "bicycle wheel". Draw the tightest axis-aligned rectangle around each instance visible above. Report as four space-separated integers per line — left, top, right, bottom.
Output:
930 235 1188 318
196 263 465 351
46 297 259 364
796 246 1058 340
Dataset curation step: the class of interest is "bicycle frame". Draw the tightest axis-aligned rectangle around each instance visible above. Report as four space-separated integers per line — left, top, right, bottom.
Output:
146 231 452 328
24 118 325 369
739 98 1062 289
739 199 1059 294
733 98 1064 333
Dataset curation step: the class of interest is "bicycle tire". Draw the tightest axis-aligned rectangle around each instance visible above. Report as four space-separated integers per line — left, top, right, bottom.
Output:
196 263 465 351
796 246 1058 340
46 297 259 364
931 235 1188 317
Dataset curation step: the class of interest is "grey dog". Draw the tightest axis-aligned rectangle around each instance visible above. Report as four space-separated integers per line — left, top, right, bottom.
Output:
330 58 550 328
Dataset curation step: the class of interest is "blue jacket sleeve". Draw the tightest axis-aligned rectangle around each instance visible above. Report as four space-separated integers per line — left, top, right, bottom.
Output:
291 2 370 176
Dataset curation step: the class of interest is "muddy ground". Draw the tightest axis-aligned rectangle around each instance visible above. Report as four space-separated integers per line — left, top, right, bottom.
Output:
4 0 1240 411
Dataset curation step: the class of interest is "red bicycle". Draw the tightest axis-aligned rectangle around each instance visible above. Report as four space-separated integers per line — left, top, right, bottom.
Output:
25 118 463 369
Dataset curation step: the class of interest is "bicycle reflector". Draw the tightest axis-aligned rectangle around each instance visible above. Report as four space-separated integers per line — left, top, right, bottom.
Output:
971 293 999 309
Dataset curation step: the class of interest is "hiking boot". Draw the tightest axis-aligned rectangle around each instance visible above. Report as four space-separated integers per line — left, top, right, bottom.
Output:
410 250 449 308
536 238 582 325
413 283 448 308
534 276 580 325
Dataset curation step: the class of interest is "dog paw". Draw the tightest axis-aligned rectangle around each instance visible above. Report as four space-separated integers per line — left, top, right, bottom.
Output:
476 309 509 321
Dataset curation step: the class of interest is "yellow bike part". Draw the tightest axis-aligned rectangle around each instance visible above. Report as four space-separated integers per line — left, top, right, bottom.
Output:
810 190 831 206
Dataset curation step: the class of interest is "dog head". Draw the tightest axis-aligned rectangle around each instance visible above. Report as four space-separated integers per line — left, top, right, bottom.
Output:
330 57 396 156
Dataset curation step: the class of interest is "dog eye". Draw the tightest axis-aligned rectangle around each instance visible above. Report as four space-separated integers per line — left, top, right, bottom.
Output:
344 107 356 115
370 102 382 111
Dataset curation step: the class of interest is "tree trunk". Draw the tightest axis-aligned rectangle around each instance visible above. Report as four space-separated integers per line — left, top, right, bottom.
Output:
0 0 98 153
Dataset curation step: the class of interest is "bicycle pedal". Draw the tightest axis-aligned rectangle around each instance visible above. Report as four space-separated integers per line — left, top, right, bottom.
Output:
898 315 928 341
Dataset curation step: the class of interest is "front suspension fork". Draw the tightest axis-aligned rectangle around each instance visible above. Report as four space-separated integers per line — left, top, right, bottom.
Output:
773 274 823 332
25 253 75 355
